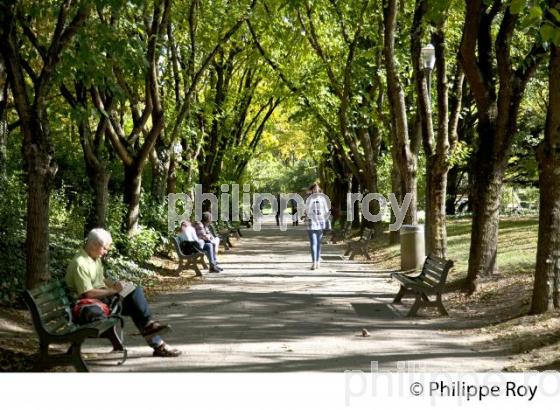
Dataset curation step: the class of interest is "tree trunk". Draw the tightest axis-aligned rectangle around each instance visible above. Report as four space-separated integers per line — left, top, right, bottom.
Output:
351 175 361 228
465 132 505 293
446 166 459 215
0 120 6 177
425 161 448 258
531 152 560 313
389 150 401 245
24 145 55 289
0 82 7 177
167 154 178 194
531 41 560 314
150 142 170 199
459 2 546 294
123 165 142 234
1 0 90 289
383 0 418 225
85 164 110 234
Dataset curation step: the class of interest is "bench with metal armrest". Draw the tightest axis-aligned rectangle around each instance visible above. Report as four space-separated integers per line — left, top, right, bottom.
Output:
23 280 126 372
391 255 454 317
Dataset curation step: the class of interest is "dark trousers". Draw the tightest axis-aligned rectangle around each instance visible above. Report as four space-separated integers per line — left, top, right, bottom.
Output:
201 242 217 265
121 287 162 347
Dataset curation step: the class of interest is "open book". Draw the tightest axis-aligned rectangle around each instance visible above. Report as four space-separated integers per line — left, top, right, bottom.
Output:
118 281 136 298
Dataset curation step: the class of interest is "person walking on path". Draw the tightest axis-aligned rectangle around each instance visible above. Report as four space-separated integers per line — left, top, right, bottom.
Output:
303 183 331 270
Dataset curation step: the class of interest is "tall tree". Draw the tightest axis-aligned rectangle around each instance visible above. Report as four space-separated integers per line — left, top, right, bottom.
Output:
61 80 111 232
531 1 560 313
161 0 258 196
0 0 91 288
459 0 546 293
412 0 464 257
383 0 419 225
91 0 171 234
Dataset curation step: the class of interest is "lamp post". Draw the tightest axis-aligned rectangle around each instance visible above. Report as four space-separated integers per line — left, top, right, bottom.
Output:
420 43 436 257
420 43 436 104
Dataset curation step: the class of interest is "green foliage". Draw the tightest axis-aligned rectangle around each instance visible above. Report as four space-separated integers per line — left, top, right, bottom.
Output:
0 174 26 238
120 226 161 264
140 194 170 235
0 175 26 306
104 254 157 287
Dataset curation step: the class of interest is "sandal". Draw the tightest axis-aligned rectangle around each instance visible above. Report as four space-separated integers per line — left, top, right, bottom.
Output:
153 343 182 357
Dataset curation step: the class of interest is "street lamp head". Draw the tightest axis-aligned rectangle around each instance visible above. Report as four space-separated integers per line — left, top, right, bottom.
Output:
173 142 183 155
421 43 436 70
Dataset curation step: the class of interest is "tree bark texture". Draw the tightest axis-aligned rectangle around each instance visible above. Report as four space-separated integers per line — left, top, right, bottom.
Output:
0 0 90 288
459 1 545 293
531 36 560 313
383 0 418 225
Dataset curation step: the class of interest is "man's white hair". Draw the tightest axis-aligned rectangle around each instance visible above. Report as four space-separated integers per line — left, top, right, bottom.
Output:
87 228 112 247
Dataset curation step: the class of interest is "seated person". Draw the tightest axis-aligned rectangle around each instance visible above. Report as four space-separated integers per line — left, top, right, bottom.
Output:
178 220 222 273
65 228 181 357
194 212 223 266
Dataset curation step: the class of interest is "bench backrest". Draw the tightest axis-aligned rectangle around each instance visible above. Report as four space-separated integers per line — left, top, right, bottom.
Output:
359 228 374 242
419 255 454 288
23 280 77 337
172 236 185 257
341 221 352 234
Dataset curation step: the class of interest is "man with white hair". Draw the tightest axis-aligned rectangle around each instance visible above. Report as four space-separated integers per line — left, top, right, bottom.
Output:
65 228 181 357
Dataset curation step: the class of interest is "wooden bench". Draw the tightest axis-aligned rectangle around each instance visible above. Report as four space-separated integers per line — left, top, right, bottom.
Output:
331 221 351 244
391 255 454 317
225 221 242 239
172 236 208 276
209 224 232 250
23 280 126 372
344 227 374 260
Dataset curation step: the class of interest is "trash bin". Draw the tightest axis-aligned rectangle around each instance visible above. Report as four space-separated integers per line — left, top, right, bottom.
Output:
400 224 425 270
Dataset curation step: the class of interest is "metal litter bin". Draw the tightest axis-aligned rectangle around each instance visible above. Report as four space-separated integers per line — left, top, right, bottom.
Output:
400 224 425 270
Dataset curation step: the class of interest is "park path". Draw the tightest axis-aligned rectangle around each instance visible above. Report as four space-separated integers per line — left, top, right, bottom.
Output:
88 216 506 372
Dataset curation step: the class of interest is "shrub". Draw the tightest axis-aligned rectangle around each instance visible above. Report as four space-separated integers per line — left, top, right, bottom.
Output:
121 225 161 264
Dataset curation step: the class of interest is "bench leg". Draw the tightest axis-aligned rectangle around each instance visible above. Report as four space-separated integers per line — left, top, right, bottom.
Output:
200 256 208 270
349 251 356 260
186 259 202 276
69 343 89 372
103 326 125 351
363 247 371 260
33 342 50 371
175 259 184 274
436 293 448 316
344 247 351 256
393 286 408 304
407 292 424 317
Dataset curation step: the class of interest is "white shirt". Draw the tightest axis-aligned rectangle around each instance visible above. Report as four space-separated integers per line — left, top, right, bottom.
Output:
305 194 331 231
179 226 204 248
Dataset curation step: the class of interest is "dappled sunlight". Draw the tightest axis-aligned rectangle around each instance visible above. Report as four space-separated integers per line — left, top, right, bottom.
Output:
83 217 508 372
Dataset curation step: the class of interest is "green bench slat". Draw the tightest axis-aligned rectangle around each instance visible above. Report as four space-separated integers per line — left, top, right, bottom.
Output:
33 287 67 305
45 316 75 334
29 280 64 298
41 306 71 323
38 296 71 316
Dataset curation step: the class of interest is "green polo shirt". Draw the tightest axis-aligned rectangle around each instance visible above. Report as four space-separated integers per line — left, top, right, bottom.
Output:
65 248 105 297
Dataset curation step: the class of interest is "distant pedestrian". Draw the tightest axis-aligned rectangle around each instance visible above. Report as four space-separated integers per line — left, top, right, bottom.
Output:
289 198 299 226
275 193 281 226
303 183 331 270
